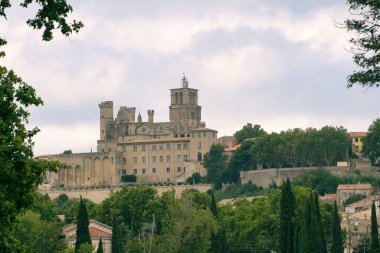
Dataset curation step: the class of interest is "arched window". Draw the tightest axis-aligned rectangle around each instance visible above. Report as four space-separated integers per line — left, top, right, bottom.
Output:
198 152 202 161
175 92 179 104
179 92 183 104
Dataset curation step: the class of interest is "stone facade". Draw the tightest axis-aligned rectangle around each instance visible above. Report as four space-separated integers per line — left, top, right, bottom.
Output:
41 76 218 187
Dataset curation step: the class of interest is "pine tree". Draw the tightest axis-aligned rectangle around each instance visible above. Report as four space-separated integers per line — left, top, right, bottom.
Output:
297 191 327 253
97 238 103 253
112 216 123 253
280 178 296 253
210 190 218 218
371 201 380 253
330 201 343 253
75 196 92 252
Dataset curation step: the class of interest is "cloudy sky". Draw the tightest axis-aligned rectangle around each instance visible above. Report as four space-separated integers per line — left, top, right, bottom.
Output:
2 1 380 155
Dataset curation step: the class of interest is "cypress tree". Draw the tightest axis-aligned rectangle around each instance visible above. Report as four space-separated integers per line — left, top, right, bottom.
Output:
97 238 103 253
280 178 296 253
112 216 123 253
297 191 327 253
209 190 229 253
371 201 380 253
75 196 92 252
330 201 343 253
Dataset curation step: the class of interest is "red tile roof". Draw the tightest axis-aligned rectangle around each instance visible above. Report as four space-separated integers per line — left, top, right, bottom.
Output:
224 144 241 152
350 132 367 138
89 227 111 238
337 184 372 190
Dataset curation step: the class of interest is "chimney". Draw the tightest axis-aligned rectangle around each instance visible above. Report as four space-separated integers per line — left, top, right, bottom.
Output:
148 110 154 123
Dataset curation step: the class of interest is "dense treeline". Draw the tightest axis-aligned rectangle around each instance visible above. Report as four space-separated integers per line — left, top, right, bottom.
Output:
12 183 343 253
203 125 351 189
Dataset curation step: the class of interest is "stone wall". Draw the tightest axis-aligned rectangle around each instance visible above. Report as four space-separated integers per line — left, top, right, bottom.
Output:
39 184 213 203
240 166 380 188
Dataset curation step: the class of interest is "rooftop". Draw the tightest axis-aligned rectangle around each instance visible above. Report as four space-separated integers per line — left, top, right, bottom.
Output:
337 184 372 190
350 132 367 138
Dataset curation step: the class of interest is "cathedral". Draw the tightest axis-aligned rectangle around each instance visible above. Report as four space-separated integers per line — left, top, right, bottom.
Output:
42 76 218 187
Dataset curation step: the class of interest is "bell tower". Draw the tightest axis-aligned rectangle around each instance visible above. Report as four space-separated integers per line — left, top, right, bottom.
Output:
169 74 202 127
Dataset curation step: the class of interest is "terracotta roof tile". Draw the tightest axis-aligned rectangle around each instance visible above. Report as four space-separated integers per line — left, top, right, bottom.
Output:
350 132 367 138
89 227 112 238
224 144 241 152
337 184 372 190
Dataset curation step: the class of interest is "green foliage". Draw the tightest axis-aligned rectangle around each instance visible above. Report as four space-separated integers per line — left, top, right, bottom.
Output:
229 139 256 182
63 150 73 154
371 201 380 253
1 1 82 250
296 192 327 253
344 194 367 206
12 210 66 253
112 217 123 253
330 201 344 253
185 172 202 184
214 182 266 201
121 174 137 183
75 197 92 252
97 238 103 253
363 118 380 165
203 144 229 189
292 168 341 195
233 123 267 144
77 243 94 253
280 178 296 253
0 65 61 249
344 0 380 88
210 190 218 218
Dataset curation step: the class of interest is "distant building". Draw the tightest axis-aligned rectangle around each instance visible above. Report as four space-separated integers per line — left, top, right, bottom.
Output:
223 144 241 157
336 184 372 205
41 75 218 186
218 136 237 149
62 219 112 253
350 132 367 158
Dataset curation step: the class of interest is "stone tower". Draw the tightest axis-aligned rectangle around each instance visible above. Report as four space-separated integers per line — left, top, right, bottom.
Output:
99 101 113 140
169 75 202 127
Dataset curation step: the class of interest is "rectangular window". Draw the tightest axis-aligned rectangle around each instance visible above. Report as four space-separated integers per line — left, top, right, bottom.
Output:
152 145 156 151
122 146 126 152
184 167 186 173
203 132 206 137
166 156 170 162
177 155 181 162
152 168 156 173
153 156 156 163
184 155 187 161
142 157 146 163
198 142 202 150
166 167 170 173
122 169 127 175
133 146 137 152
177 167 181 173
160 156 164 162
177 144 181 150
198 133 201 138
133 168 138 174
142 168 146 174
133 157 137 164
166 144 170 150
159 145 163 151
123 158 126 164
183 143 188 150
142 145 146 152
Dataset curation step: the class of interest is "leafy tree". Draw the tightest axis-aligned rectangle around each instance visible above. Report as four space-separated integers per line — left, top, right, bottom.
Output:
203 144 229 189
97 238 103 253
344 194 367 206
344 0 380 88
371 201 380 253
318 126 349 167
186 172 202 184
0 1 82 249
229 139 256 182
63 150 73 154
12 210 66 253
75 197 92 252
233 123 267 144
330 201 344 253
279 178 296 253
292 168 341 195
363 118 380 165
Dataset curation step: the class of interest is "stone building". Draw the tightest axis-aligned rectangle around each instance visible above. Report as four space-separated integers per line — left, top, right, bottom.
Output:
41 75 218 187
